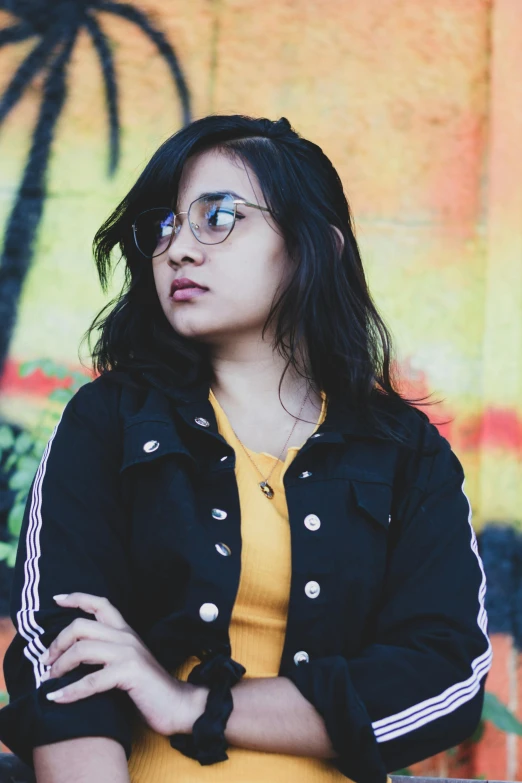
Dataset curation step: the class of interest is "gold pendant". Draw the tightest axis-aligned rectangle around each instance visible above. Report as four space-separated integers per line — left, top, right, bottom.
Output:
259 481 275 499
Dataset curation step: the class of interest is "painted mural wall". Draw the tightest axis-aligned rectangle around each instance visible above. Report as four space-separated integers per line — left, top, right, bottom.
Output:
1 0 522 778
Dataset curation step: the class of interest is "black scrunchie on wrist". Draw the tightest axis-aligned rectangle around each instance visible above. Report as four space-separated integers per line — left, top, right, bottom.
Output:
169 653 246 765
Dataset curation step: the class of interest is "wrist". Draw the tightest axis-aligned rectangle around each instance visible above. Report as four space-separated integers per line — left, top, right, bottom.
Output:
170 680 209 735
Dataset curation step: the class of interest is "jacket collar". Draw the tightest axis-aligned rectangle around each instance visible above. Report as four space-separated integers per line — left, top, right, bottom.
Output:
139 370 406 442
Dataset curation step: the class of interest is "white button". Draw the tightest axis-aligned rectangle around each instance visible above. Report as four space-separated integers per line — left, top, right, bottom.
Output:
220 456 228 462
199 603 219 622
304 514 321 531
294 650 310 665
388 515 392 523
143 440 159 453
299 471 312 479
311 433 322 438
212 508 227 520
195 417 210 427
215 542 231 557
305 580 320 599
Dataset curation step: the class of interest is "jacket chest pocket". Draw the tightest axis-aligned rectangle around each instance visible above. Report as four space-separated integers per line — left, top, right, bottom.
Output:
120 417 196 474
330 478 393 636
350 479 392 532
119 418 198 575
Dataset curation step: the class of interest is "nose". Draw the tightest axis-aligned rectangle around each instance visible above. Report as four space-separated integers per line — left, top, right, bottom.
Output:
166 215 205 269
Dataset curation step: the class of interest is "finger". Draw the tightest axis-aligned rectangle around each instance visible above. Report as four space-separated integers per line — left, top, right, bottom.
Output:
53 593 131 631
40 617 137 667
46 661 134 704
48 640 137 680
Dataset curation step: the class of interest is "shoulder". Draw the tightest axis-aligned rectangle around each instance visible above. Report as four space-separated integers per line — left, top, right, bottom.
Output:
67 370 121 414
62 369 145 432
370 391 464 494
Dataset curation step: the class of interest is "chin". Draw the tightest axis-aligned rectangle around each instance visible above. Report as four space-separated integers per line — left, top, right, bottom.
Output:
169 314 222 341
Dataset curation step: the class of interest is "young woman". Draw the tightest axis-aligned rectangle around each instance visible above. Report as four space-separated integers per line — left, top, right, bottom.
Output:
0 115 491 783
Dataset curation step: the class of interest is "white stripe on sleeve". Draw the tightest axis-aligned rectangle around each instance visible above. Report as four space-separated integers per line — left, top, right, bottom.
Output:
16 417 63 688
372 478 492 743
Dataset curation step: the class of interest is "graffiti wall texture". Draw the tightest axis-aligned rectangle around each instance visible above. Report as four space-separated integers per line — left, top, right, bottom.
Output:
1 0 522 778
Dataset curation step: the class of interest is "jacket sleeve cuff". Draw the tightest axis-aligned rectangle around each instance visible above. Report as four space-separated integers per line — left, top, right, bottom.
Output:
287 656 388 783
0 665 134 769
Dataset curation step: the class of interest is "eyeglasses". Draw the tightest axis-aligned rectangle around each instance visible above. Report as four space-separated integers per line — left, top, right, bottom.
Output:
132 192 271 258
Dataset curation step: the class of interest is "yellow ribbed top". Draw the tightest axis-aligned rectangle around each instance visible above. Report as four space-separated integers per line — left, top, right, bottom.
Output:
128 392 391 783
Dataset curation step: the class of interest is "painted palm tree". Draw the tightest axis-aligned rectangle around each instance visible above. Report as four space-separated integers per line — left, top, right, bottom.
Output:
0 0 192 377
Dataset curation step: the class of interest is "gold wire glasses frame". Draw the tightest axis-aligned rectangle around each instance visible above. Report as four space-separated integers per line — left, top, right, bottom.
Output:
132 193 271 258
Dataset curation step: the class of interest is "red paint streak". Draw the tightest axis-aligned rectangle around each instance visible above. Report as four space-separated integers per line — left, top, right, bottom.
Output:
458 412 482 451
0 358 91 397
394 357 455 442
481 407 522 453
459 408 522 454
395 358 522 455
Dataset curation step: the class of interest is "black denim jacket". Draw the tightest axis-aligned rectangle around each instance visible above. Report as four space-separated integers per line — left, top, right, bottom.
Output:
0 370 491 782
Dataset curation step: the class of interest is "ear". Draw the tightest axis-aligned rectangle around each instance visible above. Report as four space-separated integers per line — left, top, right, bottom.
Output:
330 225 345 254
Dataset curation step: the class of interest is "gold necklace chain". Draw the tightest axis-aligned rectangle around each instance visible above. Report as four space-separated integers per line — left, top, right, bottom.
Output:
211 385 311 499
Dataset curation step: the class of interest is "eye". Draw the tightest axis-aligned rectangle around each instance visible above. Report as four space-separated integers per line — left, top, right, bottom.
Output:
159 216 174 237
206 205 235 228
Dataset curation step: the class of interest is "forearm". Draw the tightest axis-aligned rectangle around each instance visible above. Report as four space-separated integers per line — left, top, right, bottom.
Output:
33 736 130 783
184 676 337 758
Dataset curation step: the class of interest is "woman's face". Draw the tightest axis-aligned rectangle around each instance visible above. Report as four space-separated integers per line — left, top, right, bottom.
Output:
151 149 289 345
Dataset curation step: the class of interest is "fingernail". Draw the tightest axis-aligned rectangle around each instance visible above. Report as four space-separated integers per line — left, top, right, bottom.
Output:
53 594 68 601
39 650 49 663
46 690 63 701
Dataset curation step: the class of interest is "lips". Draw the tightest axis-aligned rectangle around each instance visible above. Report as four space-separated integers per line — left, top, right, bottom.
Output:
170 277 208 297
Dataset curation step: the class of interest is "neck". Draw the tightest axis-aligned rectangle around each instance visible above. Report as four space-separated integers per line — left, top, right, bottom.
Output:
208 333 319 421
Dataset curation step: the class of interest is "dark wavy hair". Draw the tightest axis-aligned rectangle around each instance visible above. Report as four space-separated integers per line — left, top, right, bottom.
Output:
85 114 444 443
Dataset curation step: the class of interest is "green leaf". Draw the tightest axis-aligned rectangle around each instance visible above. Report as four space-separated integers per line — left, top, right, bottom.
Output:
0 425 15 450
470 718 485 744
0 542 13 559
14 432 34 455
39 358 58 377
8 503 26 537
8 470 34 491
17 455 39 475
20 358 59 377
19 360 42 378
49 388 73 405
32 439 49 457
70 376 89 393
482 692 522 735
7 546 17 568
4 453 17 471
53 366 70 380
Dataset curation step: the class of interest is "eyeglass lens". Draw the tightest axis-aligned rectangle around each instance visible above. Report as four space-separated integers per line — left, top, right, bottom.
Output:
134 193 237 257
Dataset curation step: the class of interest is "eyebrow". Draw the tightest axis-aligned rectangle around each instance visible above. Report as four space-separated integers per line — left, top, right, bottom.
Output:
197 190 247 201
173 190 256 212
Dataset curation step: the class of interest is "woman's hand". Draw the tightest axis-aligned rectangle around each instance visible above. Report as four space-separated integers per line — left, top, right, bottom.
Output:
39 592 208 736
